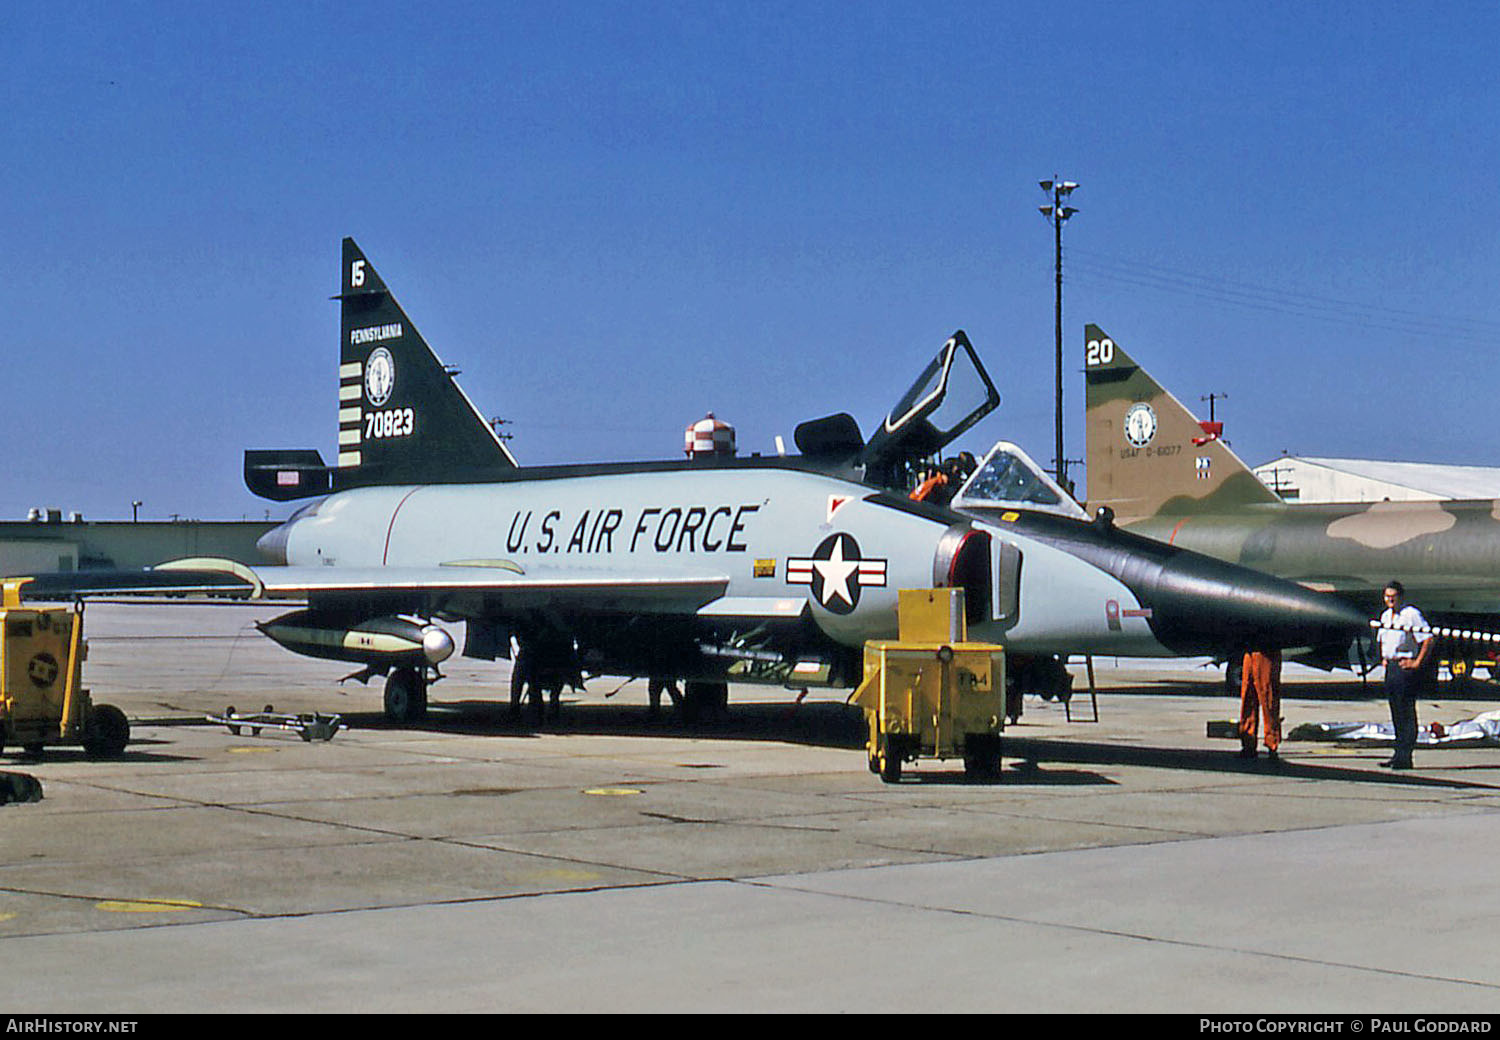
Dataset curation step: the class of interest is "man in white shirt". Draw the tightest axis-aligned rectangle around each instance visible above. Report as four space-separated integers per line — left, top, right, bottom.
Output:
1377 581 1433 770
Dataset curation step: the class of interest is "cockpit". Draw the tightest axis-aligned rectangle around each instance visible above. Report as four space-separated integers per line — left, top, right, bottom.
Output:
952 441 1088 521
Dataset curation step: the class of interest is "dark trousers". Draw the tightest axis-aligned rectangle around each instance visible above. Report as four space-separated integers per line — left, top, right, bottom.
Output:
1383 662 1425 764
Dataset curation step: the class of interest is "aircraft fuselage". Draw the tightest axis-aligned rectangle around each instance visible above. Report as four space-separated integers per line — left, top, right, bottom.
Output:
262 462 1364 665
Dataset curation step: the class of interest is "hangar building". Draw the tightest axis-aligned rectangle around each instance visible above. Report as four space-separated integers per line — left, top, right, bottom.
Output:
0 512 274 579
1252 457 1500 504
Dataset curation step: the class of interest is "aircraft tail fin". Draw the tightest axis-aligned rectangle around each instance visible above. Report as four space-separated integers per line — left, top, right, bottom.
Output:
1083 324 1280 520
333 238 518 487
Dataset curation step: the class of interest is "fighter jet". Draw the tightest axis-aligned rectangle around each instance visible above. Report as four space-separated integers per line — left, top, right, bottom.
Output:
1083 323 1500 670
6 243 1366 723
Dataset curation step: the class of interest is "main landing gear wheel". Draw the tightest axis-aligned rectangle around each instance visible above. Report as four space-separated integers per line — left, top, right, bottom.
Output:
383 666 428 724
1224 654 1244 695
680 681 728 724
510 650 563 722
648 678 683 718
510 665 539 720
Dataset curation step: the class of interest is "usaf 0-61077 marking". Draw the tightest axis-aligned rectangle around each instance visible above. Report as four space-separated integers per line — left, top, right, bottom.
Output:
9 241 1365 724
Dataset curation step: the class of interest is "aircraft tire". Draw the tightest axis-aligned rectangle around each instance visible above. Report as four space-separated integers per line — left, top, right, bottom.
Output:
509 671 546 722
681 681 728 724
509 664 526 717
1224 655 1244 695
384 667 427 724
82 704 130 758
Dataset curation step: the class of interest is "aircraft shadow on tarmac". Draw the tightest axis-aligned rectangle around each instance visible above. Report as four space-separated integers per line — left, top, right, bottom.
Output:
998 735 1500 792
353 696 871 750
1098 676 1500 703
338 690 1500 791
1 737 199 766
358 699 1113 786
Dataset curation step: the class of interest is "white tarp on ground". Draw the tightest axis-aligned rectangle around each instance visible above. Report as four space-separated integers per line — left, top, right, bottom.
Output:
1287 709 1500 747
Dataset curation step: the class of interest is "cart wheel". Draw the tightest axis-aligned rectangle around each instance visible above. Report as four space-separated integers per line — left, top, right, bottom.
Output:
879 750 902 784
963 735 1003 782
253 704 274 737
963 752 1001 782
82 704 129 758
867 749 881 774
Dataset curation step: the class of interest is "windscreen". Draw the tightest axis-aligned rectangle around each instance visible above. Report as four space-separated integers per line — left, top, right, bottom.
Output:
954 442 1087 519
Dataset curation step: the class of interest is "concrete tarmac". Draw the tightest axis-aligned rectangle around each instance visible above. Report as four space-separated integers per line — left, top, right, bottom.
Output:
4 604 1500 1013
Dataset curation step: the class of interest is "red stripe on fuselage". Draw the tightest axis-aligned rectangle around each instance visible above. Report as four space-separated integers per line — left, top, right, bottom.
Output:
383 487 424 565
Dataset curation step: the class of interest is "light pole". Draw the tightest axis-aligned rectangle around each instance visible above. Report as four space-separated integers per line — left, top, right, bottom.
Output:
131 500 142 523
1039 178 1078 493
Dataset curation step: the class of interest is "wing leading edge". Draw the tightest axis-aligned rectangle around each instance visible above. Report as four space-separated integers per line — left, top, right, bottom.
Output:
6 558 808 623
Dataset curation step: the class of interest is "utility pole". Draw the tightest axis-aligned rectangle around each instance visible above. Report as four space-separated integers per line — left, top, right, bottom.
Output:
1200 392 1229 423
1039 178 1078 493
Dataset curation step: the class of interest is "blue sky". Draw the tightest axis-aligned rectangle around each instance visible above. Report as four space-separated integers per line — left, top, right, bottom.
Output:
3 1 1496 520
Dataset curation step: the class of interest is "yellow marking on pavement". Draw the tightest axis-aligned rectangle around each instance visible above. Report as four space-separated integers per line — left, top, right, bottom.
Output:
583 787 642 797
516 868 605 883
228 747 278 754
96 899 204 914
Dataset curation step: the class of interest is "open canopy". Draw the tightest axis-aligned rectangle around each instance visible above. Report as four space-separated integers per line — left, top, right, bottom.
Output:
858 330 1000 483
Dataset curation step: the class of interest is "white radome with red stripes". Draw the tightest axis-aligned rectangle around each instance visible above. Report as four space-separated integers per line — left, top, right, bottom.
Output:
685 413 736 457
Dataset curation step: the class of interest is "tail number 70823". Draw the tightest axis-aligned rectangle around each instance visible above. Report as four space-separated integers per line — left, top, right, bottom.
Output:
365 407 415 440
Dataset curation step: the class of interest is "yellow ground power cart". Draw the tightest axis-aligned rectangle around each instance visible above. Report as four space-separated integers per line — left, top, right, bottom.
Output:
1 581 128 758
851 589 1006 783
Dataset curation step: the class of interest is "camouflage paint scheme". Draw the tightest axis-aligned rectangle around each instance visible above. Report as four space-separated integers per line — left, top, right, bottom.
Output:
1084 323 1500 625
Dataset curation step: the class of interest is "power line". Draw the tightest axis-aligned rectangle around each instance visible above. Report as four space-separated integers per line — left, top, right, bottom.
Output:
1064 249 1500 344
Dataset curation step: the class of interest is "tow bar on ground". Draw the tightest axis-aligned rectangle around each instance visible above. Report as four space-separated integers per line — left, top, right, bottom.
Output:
207 705 345 742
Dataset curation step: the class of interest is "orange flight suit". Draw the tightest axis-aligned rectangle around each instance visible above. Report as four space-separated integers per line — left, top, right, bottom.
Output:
910 473 949 503
1239 649 1282 752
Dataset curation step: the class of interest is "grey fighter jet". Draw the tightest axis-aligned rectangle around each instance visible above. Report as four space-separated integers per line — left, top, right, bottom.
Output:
8 243 1366 723
1083 323 1500 673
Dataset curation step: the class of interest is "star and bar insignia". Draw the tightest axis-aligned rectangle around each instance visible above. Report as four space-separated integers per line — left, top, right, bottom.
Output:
786 533 887 614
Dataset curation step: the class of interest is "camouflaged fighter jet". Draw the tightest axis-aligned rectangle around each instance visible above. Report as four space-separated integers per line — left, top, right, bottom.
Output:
7 243 1366 723
1084 323 1500 671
